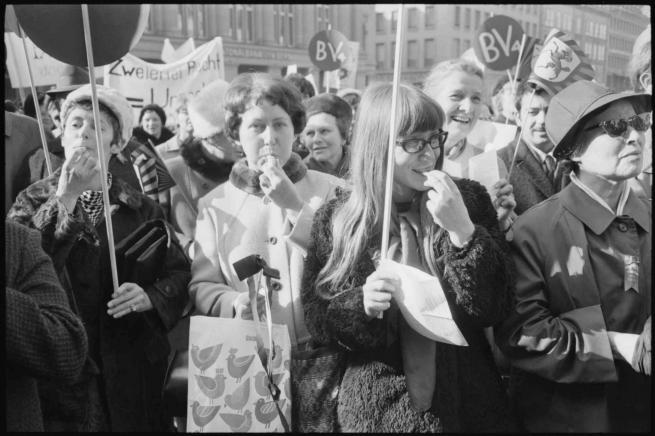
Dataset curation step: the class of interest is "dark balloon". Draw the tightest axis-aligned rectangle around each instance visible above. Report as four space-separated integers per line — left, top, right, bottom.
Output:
14 5 149 67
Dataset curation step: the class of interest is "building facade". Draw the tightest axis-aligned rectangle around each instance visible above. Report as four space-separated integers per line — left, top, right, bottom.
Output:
131 4 376 88
371 4 649 94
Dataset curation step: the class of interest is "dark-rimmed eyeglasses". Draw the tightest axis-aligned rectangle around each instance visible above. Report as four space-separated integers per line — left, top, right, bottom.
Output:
584 114 651 137
396 129 448 154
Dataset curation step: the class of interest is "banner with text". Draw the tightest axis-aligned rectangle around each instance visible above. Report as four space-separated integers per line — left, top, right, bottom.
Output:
4 32 101 88
104 37 225 119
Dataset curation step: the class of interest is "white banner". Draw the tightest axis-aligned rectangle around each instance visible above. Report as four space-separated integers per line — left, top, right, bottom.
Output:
4 32 101 88
104 37 225 119
161 37 196 63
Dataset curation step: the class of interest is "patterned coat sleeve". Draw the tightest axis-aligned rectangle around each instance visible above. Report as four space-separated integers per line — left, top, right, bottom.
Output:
5 221 87 384
301 198 387 351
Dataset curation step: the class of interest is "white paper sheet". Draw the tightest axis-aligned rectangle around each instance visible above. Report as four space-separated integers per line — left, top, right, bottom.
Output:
469 150 502 196
467 119 518 152
380 259 468 346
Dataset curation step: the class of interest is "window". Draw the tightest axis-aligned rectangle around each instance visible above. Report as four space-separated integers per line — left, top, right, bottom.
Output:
424 38 436 67
408 8 418 30
390 41 396 64
145 7 155 33
598 45 604 60
274 4 293 46
474 10 481 30
197 6 206 38
407 40 418 68
317 5 330 31
453 38 461 57
391 10 398 32
463 39 471 51
246 6 254 42
464 8 471 29
376 43 385 69
484 12 491 21
455 6 461 27
425 5 435 28
376 12 385 33
600 24 606 39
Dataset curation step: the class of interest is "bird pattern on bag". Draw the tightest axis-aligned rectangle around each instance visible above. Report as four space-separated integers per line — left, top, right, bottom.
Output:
254 371 285 399
224 378 251 413
191 343 223 374
226 348 256 382
194 368 227 403
219 410 253 432
255 398 286 428
190 401 221 431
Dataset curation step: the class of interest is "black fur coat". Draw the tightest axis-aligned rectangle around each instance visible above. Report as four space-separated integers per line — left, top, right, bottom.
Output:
301 178 518 432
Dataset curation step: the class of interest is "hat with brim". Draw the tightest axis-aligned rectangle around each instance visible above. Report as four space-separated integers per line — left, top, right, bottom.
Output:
546 80 652 160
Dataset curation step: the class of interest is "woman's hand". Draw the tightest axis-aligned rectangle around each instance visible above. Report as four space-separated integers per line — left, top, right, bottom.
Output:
363 269 400 320
233 292 267 320
107 282 153 318
259 160 304 212
492 179 516 223
55 148 100 211
423 170 475 247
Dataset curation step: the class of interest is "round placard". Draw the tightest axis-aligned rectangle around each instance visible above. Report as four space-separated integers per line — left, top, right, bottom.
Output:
14 5 150 67
308 29 349 71
473 15 525 71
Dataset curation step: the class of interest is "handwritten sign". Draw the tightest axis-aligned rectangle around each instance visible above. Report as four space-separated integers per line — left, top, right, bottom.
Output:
104 37 225 120
473 15 525 71
308 29 349 71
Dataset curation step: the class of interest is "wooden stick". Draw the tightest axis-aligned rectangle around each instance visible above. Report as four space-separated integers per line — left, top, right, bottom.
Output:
507 88 535 177
81 4 120 294
381 5 406 260
513 33 527 86
18 25 53 176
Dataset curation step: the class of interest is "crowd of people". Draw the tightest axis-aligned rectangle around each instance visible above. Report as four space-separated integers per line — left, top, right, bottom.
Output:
5 23 651 433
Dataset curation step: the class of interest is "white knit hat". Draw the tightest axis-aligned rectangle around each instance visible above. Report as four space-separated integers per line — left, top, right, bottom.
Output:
187 78 230 139
60 84 134 147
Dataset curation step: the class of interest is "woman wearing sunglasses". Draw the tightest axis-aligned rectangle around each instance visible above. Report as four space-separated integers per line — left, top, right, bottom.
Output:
301 83 517 432
496 80 652 433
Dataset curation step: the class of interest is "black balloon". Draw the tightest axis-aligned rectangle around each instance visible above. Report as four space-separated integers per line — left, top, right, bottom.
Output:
14 5 149 67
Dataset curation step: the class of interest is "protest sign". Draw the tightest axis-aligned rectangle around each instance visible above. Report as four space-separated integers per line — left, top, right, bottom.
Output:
473 15 525 71
104 37 225 119
468 150 507 197
322 41 359 91
161 37 196 63
308 29 349 71
4 32 97 88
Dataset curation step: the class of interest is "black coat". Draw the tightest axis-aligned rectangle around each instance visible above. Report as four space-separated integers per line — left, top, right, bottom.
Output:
8 170 190 431
301 179 518 432
5 221 88 432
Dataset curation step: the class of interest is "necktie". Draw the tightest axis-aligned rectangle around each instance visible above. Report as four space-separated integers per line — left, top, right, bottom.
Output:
544 155 556 183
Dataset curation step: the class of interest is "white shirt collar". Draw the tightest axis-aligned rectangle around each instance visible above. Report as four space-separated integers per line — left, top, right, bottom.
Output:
569 172 631 216
525 141 554 165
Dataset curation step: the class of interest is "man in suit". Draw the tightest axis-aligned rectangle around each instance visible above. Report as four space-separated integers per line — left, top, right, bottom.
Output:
497 82 568 215
5 111 42 214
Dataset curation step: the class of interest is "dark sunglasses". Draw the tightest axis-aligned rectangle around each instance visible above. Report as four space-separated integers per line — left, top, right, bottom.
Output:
396 129 448 154
584 114 651 137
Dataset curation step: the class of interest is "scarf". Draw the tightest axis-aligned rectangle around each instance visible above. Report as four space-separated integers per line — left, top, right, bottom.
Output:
382 193 445 413
180 138 235 183
79 173 113 227
229 152 308 197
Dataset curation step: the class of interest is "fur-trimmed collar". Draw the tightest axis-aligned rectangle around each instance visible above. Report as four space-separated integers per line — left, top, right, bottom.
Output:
180 139 235 182
229 152 307 197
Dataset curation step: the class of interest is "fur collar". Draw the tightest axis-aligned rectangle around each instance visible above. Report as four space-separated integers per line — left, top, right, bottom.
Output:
180 139 235 182
229 152 307 197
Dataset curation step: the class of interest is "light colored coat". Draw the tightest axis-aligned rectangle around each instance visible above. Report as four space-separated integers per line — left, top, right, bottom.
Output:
189 170 341 346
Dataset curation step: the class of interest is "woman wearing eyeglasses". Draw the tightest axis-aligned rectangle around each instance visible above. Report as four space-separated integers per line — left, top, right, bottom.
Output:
496 80 652 433
301 83 517 432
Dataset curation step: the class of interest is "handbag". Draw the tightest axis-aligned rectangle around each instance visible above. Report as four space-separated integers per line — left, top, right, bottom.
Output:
115 219 171 286
290 345 345 432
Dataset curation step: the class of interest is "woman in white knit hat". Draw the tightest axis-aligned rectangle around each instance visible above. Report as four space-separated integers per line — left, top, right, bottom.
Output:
7 84 190 432
164 79 244 260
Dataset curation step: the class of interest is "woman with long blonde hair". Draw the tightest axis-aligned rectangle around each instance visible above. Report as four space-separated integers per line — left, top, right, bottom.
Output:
301 83 517 432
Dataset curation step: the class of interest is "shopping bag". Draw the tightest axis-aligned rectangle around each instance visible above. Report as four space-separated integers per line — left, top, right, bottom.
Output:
186 315 292 432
